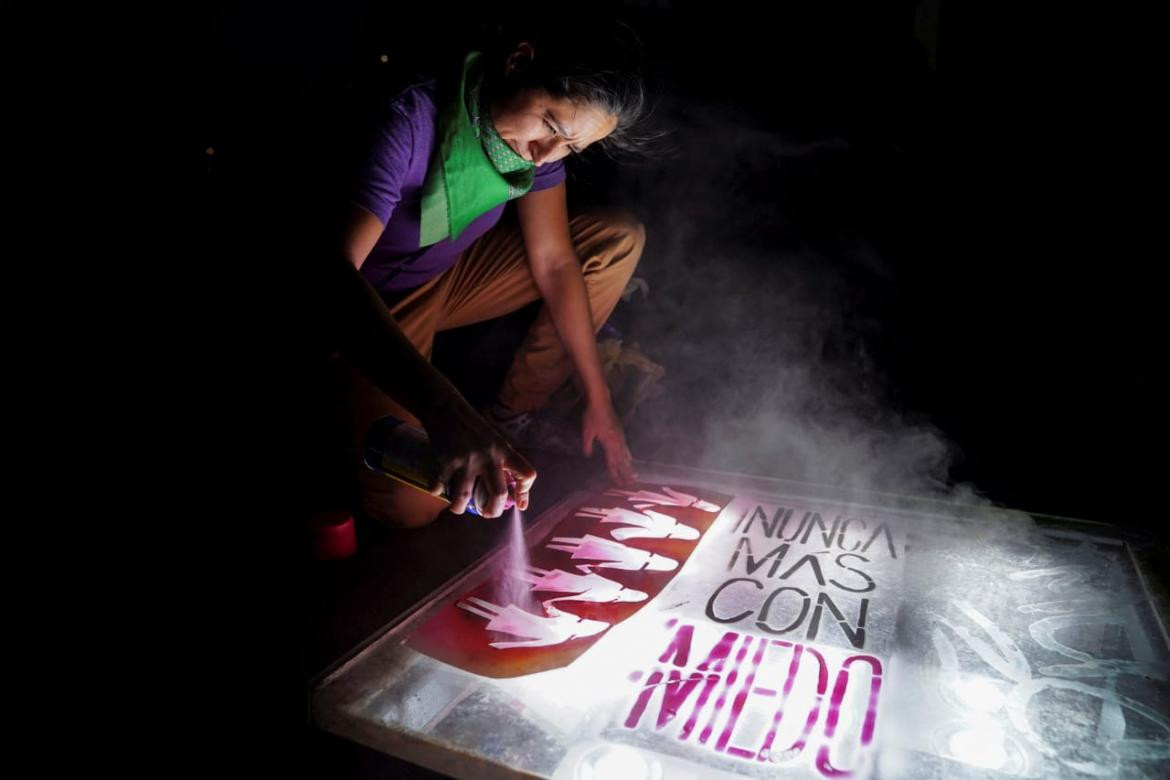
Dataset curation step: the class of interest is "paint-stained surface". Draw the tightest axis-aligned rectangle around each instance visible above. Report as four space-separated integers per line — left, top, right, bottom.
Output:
312 467 1170 779
405 484 730 677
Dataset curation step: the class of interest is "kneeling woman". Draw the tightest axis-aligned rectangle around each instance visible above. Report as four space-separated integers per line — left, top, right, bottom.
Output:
334 22 652 527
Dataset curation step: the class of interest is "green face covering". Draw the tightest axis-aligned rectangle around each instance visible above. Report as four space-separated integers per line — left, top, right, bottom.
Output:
419 52 536 248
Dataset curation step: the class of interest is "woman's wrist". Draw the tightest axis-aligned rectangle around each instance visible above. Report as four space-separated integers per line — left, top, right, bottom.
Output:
584 381 612 409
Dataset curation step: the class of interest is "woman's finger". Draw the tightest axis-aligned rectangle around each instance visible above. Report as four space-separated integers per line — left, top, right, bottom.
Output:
448 466 475 515
602 434 637 487
609 450 635 487
430 459 458 498
504 450 537 512
620 454 638 485
482 461 509 518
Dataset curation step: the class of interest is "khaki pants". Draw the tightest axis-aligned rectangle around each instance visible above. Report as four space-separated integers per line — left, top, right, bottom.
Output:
340 207 645 527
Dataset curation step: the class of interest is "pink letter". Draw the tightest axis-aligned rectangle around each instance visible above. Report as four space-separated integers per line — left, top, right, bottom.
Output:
815 654 883 777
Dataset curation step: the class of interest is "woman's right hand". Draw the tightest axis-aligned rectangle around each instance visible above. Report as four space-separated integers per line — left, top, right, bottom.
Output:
421 396 536 518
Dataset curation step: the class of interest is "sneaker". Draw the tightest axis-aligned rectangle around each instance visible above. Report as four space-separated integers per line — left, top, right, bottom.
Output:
482 403 581 457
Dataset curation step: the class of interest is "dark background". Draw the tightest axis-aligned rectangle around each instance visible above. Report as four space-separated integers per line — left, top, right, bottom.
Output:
124 0 1163 774
163 0 1162 528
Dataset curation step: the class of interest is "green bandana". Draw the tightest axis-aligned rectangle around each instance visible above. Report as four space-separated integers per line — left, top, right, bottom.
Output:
419 52 536 247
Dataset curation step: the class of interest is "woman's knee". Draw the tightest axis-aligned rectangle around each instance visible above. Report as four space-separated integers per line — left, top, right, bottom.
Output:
575 207 646 272
604 208 646 260
611 207 646 246
359 472 447 529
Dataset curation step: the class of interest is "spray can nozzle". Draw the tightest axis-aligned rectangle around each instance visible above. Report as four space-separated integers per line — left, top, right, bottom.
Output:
466 471 518 517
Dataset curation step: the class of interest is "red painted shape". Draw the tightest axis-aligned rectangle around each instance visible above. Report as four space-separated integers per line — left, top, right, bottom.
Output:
405 484 732 678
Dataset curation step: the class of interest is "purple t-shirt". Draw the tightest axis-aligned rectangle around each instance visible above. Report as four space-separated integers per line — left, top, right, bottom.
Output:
351 79 566 293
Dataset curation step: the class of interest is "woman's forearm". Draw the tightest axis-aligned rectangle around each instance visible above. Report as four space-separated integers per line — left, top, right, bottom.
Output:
532 258 611 405
320 255 464 425
315 254 537 512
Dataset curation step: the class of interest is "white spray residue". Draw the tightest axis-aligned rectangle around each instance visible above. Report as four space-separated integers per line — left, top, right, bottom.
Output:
495 507 539 612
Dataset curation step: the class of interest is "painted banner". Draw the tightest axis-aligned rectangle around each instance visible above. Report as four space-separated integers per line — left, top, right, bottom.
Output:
314 473 1170 780
407 484 732 678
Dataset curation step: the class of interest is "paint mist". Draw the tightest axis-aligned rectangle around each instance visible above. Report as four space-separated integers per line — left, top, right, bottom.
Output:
496 507 539 612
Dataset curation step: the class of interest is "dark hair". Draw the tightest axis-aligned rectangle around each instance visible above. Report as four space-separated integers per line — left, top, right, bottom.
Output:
482 20 657 157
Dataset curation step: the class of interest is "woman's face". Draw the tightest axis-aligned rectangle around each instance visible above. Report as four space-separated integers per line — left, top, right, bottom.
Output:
488 88 617 167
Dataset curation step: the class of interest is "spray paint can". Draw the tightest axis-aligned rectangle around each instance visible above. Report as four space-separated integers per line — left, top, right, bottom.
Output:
363 415 515 517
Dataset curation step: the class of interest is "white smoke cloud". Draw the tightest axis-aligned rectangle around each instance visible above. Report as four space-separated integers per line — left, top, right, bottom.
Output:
616 96 986 506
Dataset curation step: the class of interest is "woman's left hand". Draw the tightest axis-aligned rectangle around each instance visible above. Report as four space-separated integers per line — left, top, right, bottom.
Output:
582 396 637 487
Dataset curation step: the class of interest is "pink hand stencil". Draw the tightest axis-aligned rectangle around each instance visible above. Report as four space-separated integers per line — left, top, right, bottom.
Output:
509 565 649 613
604 486 722 513
456 596 610 649
546 534 679 572
576 506 701 541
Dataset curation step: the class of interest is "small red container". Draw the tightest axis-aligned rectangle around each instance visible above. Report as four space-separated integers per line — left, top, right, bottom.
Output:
308 511 357 561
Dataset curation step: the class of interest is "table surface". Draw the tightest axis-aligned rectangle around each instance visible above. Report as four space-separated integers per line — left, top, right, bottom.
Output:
304 460 1170 780
302 452 609 778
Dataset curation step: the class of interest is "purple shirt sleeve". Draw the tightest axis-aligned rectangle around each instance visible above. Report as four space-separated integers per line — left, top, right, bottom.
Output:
351 103 417 226
529 159 566 192
354 111 565 227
